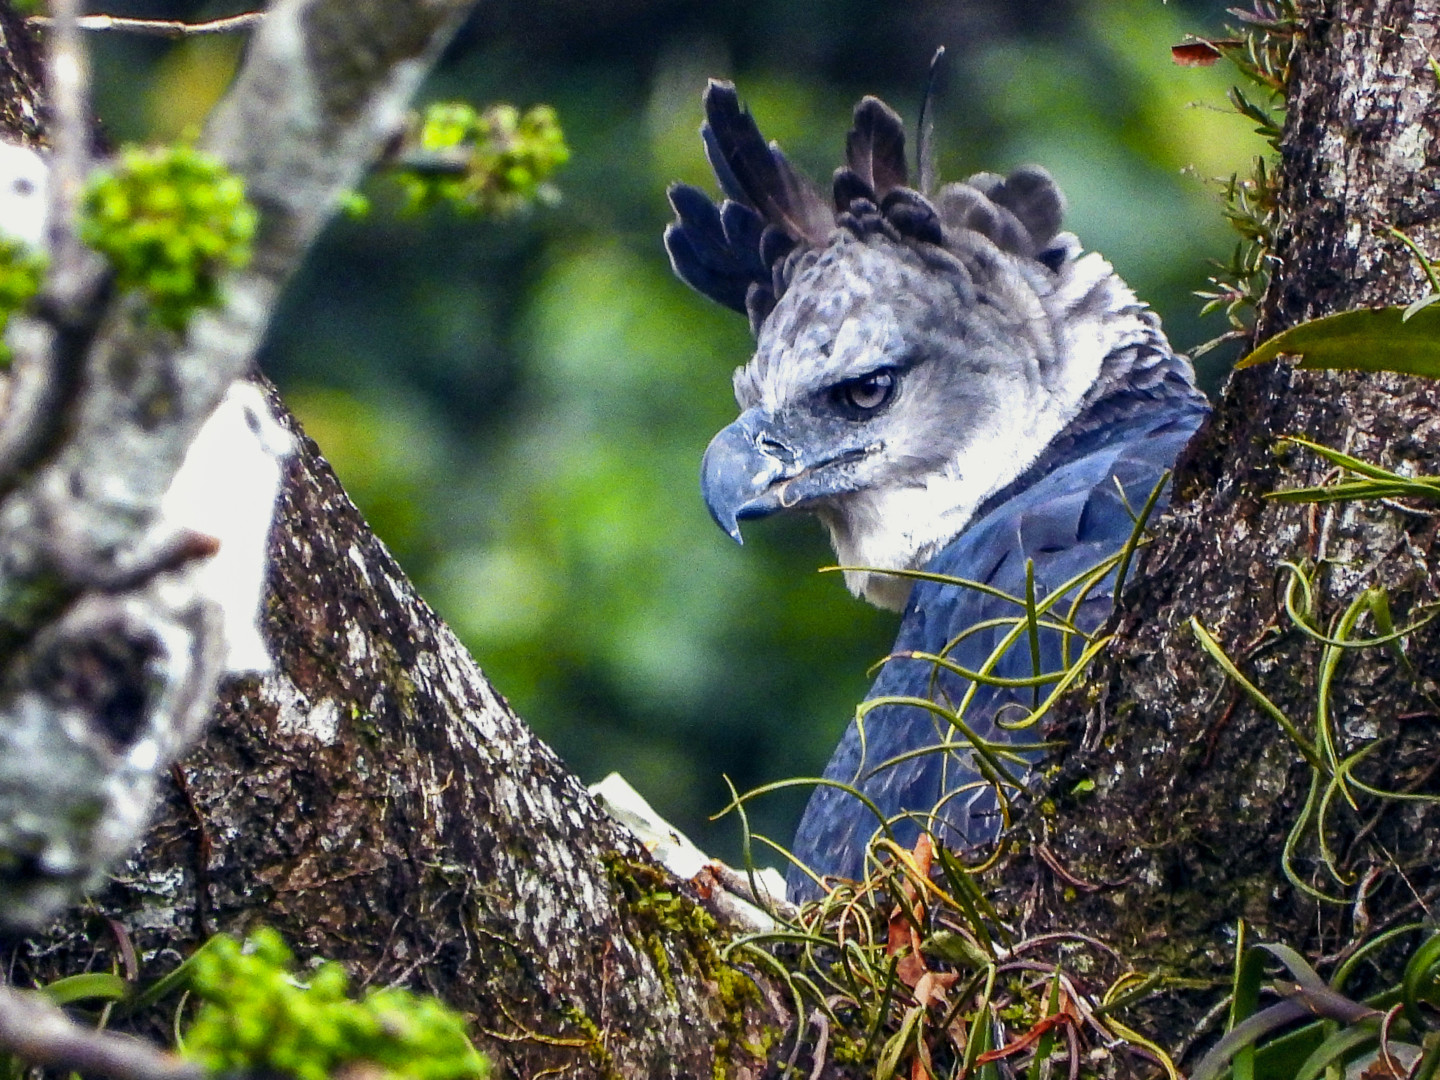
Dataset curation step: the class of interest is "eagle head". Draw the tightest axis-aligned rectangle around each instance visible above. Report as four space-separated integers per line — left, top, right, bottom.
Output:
670 81 1170 610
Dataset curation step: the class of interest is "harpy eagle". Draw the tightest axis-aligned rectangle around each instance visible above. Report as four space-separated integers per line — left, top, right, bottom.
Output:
664 80 1209 902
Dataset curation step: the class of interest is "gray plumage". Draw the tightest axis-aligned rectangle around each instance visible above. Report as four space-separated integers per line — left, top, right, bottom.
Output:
666 81 1208 901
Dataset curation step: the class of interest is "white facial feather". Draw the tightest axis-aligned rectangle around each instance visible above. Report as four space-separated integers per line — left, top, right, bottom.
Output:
750 238 1153 612
157 381 294 674
0 143 48 250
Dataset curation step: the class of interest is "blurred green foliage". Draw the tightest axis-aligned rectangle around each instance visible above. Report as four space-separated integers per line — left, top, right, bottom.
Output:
80 142 255 329
184 929 488 1080
87 0 1264 864
0 238 45 366
399 101 570 216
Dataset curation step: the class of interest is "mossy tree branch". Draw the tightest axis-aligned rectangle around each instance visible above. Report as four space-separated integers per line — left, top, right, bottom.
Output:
985 0 1440 1055
1 2 793 1078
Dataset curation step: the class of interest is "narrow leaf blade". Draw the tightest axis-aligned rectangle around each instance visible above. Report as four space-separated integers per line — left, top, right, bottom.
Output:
1237 305 1440 376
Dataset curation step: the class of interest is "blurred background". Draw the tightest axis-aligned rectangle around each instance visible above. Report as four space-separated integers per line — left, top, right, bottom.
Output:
84 0 1265 865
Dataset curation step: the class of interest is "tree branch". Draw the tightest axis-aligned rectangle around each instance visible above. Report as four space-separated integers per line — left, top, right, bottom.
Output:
26 13 264 38
0 986 204 1080
0 0 480 929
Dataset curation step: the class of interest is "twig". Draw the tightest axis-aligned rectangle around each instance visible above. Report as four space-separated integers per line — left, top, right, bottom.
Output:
0 985 204 1080
44 0 88 300
1035 844 1105 893
0 0 111 501
806 1008 829 1080
27 13 264 38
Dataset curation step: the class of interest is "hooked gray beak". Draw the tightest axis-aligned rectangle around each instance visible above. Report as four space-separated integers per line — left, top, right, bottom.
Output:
701 407 876 543
700 409 796 544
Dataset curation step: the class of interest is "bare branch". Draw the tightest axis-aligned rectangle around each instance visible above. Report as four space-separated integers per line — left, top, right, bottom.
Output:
0 0 109 499
42 0 91 312
27 12 264 38
0 0 481 930
0 985 204 1080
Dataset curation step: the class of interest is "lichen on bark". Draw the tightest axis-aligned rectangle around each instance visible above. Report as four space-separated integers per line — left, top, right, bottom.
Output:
981 0 1440 1054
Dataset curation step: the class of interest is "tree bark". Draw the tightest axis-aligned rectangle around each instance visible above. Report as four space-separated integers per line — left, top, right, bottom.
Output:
10 0 1440 1076
0 4 786 1079
15 392 785 1079
985 0 1440 1052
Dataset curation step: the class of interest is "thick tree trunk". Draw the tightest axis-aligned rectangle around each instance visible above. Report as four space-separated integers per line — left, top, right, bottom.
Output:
986 0 1440 1052
14 393 785 1079
0 4 786 1079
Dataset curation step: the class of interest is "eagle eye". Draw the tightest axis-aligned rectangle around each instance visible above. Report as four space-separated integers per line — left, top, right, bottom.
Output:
834 370 896 417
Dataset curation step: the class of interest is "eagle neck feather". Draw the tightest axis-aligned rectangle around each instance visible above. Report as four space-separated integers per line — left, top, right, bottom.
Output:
824 253 1192 612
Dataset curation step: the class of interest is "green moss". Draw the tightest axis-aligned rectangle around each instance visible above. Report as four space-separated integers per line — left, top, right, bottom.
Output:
603 855 776 1079
79 144 256 331
184 929 488 1080
559 1006 620 1080
0 238 45 367
829 1030 872 1067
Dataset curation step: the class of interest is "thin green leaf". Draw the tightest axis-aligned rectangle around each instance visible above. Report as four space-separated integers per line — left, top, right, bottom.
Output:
896 651 1065 688
1113 472 1170 616
1403 933 1440 1032
1025 559 1041 711
1190 616 1326 771
876 1003 923 1080
858 693 1029 788
1291 1020 1381 1080
1414 1030 1440 1080
1405 293 1440 322
961 975 997 1079
1237 305 1440 376
1270 481 1440 504
1333 924 1428 994
1231 923 1260 1080
1382 225 1440 297
1028 970 1063 1080
41 973 129 1006
1191 1000 1312 1080
1278 437 1434 485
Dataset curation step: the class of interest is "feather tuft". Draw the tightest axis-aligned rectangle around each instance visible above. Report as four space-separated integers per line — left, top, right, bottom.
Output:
664 183 761 313
846 96 908 199
881 188 944 245
670 79 1073 336
935 182 1035 256
758 223 797 269
745 282 775 335
832 167 876 213
702 80 831 245
984 166 1065 250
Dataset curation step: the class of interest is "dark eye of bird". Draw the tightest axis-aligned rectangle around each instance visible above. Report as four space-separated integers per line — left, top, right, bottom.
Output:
835 371 896 417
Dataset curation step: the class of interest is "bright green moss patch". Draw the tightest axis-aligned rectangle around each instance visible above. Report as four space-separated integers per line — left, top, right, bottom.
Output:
79 143 256 330
0 237 45 366
183 929 488 1080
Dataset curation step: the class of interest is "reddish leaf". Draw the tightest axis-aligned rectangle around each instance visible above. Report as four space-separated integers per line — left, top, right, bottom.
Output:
974 1011 1076 1064
897 951 928 990
889 835 941 994
1171 39 1243 66
913 970 959 1008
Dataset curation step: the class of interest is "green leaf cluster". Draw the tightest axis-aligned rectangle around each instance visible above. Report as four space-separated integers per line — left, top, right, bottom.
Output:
400 102 570 216
182 929 488 1080
0 237 46 367
79 143 256 330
